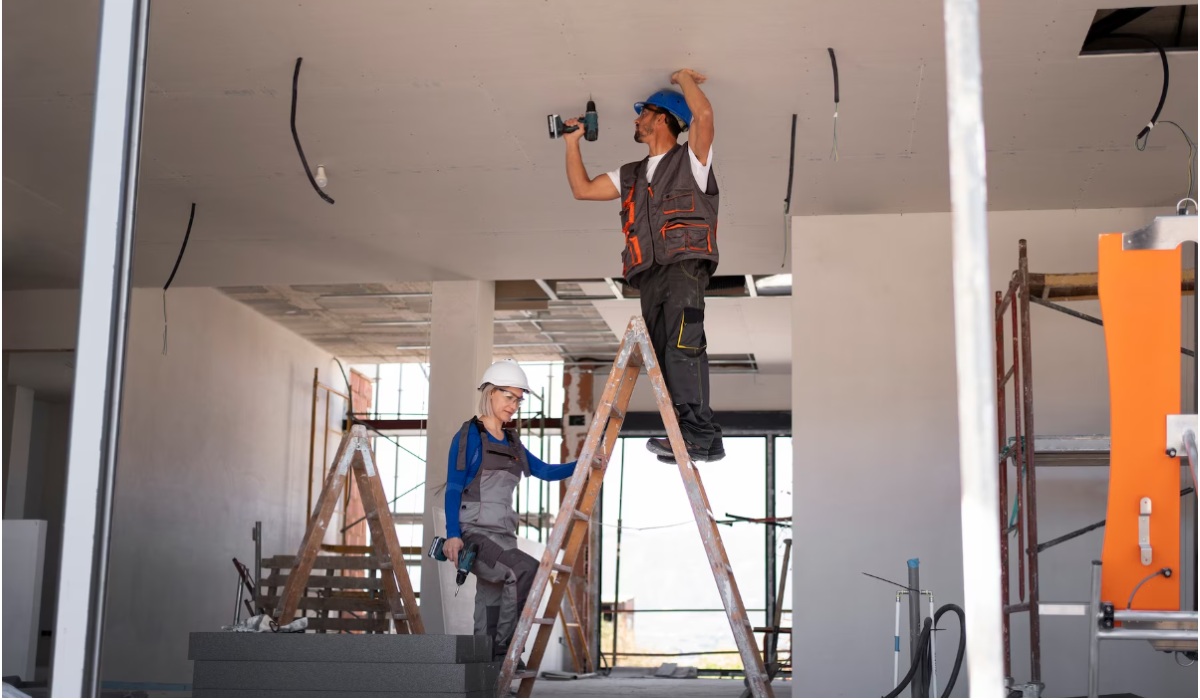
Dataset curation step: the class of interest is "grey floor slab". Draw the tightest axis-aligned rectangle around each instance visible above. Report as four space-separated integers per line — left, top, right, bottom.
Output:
193 690 493 698
192 660 499 693
189 632 490 664
528 677 794 698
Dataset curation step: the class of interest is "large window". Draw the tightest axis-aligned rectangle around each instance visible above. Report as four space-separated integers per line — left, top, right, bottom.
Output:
599 435 792 670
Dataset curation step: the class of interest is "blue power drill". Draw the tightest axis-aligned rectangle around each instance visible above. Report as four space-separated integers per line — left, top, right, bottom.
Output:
548 100 598 141
428 536 479 595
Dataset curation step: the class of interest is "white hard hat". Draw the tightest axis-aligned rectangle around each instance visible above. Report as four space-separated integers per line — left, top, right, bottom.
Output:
479 359 531 392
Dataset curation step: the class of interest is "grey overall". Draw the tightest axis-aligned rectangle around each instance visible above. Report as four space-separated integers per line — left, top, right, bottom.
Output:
455 418 539 661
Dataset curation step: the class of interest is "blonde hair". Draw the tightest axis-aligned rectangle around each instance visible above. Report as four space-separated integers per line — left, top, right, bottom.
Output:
476 383 521 427
477 383 497 419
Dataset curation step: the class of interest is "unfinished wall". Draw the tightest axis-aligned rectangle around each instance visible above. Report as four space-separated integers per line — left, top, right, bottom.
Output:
791 209 1196 698
3 287 333 685
100 287 334 684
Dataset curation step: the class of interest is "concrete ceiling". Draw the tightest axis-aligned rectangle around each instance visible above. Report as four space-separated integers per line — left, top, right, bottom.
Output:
3 0 1196 364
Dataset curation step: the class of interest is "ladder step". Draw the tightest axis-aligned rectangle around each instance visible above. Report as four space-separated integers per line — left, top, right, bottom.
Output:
515 670 538 680
553 563 573 574
572 509 589 521
533 617 555 625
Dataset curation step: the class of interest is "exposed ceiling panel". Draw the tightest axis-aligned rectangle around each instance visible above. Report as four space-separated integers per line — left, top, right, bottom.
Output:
4 0 1196 292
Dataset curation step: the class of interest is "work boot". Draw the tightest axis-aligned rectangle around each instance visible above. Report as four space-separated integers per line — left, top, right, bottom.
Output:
646 437 718 462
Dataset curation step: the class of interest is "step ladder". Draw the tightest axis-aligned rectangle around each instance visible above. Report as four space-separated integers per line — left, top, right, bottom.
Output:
273 424 424 634
495 315 773 697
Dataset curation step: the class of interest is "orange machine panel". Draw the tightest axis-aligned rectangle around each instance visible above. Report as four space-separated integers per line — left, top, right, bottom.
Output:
1098 232 1182 611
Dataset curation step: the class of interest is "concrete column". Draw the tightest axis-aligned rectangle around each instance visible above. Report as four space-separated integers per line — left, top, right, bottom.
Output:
4 385 36 519
420 281 494 634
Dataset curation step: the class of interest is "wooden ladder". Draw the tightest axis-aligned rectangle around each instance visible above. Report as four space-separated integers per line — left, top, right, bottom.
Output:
495 315 772 697
274 424 424 634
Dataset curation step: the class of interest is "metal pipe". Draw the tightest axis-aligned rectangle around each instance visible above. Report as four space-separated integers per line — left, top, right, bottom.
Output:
1020 242 1044 689
928 590 938 697
765 436 778 663
1112 609 1199 623
943 0 1005 695
308 368 318 519
907 559 923 697
995 290 1013 681
1087 561 1102 698
1011 278 1027 604
51 1 150 696
1096 628 1200 641
894 592 903 687
611 440 627 666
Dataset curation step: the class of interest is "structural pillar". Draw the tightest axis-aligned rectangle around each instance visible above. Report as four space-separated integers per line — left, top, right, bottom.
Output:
420 281 494 634
4 385 35 519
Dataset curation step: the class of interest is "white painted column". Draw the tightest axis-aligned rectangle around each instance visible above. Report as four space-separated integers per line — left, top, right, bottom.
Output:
420 281 495 634
4 386 35 519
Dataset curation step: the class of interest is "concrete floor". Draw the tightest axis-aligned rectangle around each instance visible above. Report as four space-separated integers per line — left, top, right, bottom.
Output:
530 676 792 698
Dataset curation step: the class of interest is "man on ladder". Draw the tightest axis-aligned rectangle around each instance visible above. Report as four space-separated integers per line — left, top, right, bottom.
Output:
562 67 724 464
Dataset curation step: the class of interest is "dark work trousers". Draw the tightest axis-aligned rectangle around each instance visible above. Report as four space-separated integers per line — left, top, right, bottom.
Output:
460 529 538 660
636 259 721 450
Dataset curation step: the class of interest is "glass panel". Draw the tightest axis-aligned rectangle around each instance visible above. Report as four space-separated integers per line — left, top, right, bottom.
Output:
600 436 767 667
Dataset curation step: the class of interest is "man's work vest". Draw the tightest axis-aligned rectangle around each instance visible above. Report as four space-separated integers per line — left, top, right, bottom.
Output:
455 417 528 536
618 142 719 287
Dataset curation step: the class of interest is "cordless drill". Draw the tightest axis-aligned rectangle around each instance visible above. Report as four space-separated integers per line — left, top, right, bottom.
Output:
548 100 598 141
428 536 480 594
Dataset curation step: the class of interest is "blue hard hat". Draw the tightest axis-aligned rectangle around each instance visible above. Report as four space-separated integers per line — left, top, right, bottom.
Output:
634 89 691 132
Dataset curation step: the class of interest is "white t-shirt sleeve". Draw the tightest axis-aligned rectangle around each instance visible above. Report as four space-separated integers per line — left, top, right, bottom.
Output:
688 143 714 191
606 169 620 193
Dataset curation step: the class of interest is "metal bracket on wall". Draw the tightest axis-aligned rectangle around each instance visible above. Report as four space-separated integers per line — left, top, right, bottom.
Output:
1122 214 1197 251
1165 414 1198 458
1138 498 1153 566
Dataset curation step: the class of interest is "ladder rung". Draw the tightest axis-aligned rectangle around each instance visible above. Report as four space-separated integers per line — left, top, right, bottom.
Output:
515 670 538 680
572 509 589 521
533 617 555 625
553 563 573 574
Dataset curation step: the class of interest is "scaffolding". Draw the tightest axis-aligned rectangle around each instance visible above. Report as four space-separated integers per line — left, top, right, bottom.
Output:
994 237 1198 696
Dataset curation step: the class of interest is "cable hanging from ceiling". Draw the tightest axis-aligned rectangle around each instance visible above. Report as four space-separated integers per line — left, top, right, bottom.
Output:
291 57 335 205
162 202 197 355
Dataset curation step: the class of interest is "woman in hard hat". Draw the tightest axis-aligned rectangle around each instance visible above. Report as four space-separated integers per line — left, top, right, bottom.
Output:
441 359 578 664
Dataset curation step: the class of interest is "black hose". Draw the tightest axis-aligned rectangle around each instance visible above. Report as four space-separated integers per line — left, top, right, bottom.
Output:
163 202 196 291
1107 33 1168 146
827 48 840 103
883 603 966 698
291 57 335 204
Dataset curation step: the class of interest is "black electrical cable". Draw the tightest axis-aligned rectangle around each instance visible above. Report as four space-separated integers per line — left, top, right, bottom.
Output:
163 202 197 291
827 48 840 162
784 114 797 215
161 202 197 354
827 47 840 103
1127 567 1172 609
1107 33 1169 148
781 113 797 268
884 604 966 698
291 57 335 205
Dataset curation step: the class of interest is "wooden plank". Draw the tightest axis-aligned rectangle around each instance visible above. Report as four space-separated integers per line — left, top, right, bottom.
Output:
261 574 386 590
303 616 392 632
355 443 424 634
1027 268 1194 301
261 554 422 572
275 431 356 623
319 544 373 554
258 595 391 612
